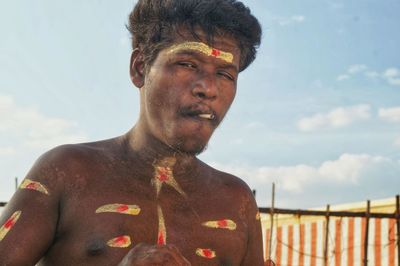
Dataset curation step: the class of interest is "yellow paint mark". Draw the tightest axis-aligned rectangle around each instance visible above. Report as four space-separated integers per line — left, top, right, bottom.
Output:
157 205 166 245
202 219 237 230
20 179 49 195
167 41 234 63
0 211 22 241
152 157 186 198
196 248 216 259
107 235 131 248
95 204 141 216
256 211 261 221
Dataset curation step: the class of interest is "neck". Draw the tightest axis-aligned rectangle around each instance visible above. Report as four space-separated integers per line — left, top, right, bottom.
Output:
123 124 199 173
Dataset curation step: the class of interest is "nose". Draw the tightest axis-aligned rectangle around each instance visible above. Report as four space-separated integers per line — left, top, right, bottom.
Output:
191 72 218 100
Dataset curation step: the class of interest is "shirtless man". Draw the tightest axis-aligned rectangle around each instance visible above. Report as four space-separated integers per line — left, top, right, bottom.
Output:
0 0 262 265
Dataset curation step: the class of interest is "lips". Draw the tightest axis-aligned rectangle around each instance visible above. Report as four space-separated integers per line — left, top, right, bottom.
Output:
179 104 218 125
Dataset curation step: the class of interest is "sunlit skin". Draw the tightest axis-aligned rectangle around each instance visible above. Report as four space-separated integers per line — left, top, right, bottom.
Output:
0 30 263 265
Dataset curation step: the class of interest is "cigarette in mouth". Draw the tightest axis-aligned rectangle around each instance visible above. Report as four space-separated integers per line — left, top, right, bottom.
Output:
198 114 215 120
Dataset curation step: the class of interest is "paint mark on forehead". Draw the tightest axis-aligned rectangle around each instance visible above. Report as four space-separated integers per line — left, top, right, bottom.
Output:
202 219 237 230
167 41 234 63
0 211 22 241
20 179 49 195
95 204 141 216
196 248 217 259
107 235 131 248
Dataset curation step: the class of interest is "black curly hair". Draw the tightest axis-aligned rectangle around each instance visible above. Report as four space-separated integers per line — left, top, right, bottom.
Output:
127 0 262 72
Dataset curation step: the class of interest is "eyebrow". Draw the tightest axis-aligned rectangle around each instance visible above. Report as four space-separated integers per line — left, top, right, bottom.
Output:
171 48 239 73
166 41 234 64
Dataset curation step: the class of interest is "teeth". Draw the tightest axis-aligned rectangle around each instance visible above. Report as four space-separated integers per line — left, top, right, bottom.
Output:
198 114 214 120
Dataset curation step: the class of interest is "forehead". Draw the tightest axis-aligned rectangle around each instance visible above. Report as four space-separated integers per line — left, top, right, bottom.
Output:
164 29 241 66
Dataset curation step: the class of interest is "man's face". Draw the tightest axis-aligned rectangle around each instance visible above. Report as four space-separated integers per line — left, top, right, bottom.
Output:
139 30 241 155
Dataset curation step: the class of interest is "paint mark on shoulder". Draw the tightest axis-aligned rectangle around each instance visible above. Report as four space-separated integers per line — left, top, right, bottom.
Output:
95 204 141 216
0 210 22 241
256 211 261 221
20 179 49 195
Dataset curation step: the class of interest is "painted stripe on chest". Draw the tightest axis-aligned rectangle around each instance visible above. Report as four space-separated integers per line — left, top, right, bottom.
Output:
107 235 131 248
95 204 141 215
202 219 237 230
196 248 217 259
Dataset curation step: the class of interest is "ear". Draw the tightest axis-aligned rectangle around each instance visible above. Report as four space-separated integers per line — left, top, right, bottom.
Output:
130 48 145 88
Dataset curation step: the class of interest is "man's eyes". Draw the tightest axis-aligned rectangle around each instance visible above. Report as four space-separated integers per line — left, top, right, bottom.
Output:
217 71 235 81
177 61 197 69
176 61 235 81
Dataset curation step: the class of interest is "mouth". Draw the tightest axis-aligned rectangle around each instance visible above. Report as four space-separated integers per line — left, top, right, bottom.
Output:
179 105 218 124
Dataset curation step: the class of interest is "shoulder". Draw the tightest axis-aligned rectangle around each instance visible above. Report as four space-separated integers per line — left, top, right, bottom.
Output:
202 161 254 198
25 138 122 191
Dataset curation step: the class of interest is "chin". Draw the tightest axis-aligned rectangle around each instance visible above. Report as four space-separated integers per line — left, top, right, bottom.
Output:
172 137 209 156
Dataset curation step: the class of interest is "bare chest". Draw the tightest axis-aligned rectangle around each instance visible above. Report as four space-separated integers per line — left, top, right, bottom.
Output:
44 169 248 265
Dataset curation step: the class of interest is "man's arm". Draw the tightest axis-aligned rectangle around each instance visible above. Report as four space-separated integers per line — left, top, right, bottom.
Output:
241 189 264 266
0 149 62 265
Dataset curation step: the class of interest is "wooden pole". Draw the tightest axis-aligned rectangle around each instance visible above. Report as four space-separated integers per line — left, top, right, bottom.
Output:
323 204 330 266
396 195 400 266
15 177 18 191
363 200 370 266
267 183 275 261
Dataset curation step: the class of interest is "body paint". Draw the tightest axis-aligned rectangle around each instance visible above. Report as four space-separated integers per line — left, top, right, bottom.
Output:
167 42 234 63
0 211 22 241
152 157 186 197
202 219 237 230
107 235 131 248
157 206 166 245
20 179 49 195
95 204 141 216
196 248 216 259
256 211 261 221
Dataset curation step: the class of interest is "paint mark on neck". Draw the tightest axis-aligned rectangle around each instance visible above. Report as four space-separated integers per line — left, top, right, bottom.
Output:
152 157 186 198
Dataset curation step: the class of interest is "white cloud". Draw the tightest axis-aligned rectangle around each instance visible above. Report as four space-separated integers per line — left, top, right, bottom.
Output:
297 104 371 132
347 64 367 74
211 154 399 193
0 147 16 156
273 15 306 26
0 95 87 152
365 71 380 79
337 74 350 81
210 154 400 207
394 136 400 147
378 107 400 123
382 68 400 86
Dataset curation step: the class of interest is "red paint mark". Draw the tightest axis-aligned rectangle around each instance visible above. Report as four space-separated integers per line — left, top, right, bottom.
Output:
211 49 221 57
115 236 127 245
4 218 15 229
217 220 228 227
116 205 129 212
157 230 165 245
157 168 169 182
202 249 213 258
26 182 37 189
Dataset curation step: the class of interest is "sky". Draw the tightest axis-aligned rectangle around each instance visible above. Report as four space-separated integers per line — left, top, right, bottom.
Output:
0 0 399 209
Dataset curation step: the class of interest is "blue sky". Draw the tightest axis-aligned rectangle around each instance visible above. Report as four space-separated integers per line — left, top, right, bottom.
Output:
1 0 399 208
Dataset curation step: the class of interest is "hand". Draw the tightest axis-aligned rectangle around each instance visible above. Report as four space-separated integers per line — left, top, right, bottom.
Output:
118 243 191 266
